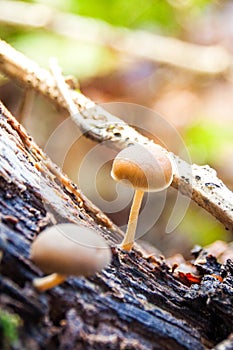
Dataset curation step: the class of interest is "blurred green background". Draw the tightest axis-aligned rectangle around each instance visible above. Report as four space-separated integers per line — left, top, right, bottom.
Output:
0 0 232 257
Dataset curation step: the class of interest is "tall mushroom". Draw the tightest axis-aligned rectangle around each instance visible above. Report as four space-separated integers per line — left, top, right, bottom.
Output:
111 143 173 251
30 223 112 291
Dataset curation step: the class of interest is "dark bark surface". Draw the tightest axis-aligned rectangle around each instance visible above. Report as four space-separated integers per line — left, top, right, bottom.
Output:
0 101 233 350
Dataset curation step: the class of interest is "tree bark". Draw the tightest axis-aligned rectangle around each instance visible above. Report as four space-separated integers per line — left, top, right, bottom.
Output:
0 101 233 350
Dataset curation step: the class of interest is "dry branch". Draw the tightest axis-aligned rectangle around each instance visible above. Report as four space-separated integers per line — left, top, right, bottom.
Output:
0 1 232 75
0 39 233 231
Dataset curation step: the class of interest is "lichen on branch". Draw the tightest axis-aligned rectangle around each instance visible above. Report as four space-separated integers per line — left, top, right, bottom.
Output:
0 39 232 231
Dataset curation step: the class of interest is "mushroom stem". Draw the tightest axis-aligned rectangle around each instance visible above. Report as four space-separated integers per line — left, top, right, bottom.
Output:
121 189 144 251
33 273 66 292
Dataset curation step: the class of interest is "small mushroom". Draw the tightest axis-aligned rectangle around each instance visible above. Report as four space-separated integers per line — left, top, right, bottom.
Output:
30 223 112 291
111 143 173 251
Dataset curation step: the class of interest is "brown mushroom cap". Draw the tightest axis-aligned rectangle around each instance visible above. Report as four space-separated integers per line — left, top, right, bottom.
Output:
30 223 111 276
111 143 173 192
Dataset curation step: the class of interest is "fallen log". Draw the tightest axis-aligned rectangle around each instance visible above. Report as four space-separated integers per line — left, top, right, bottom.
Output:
0 101 233 349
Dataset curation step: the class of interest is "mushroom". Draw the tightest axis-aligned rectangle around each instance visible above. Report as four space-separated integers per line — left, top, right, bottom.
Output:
111 143 173 251
30 223 112 291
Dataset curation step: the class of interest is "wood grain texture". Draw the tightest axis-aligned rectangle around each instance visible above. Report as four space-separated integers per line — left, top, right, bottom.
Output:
0 102 233 349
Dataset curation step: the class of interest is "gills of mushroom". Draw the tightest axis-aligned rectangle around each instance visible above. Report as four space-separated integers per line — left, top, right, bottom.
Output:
111 143 173 251
30 223 112 292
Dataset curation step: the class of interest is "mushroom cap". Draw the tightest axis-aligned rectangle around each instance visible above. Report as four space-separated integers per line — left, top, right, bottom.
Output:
111 143 173 192
30 223 112 276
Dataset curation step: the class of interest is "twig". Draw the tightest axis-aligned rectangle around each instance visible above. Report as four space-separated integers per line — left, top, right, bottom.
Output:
0 0 232 75
49 57 78 117
17 88 35 123
0 39 232 231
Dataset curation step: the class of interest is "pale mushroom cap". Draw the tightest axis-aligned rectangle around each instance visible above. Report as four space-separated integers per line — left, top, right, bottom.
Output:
111 143 173 192
30 223 112 276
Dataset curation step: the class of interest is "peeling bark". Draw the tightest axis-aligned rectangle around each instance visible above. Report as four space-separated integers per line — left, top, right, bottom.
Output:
0 102 233 349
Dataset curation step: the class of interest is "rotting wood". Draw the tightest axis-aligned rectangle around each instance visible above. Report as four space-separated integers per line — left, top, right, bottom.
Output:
0 101 233 349
0 39 232 232
213 333 233 350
